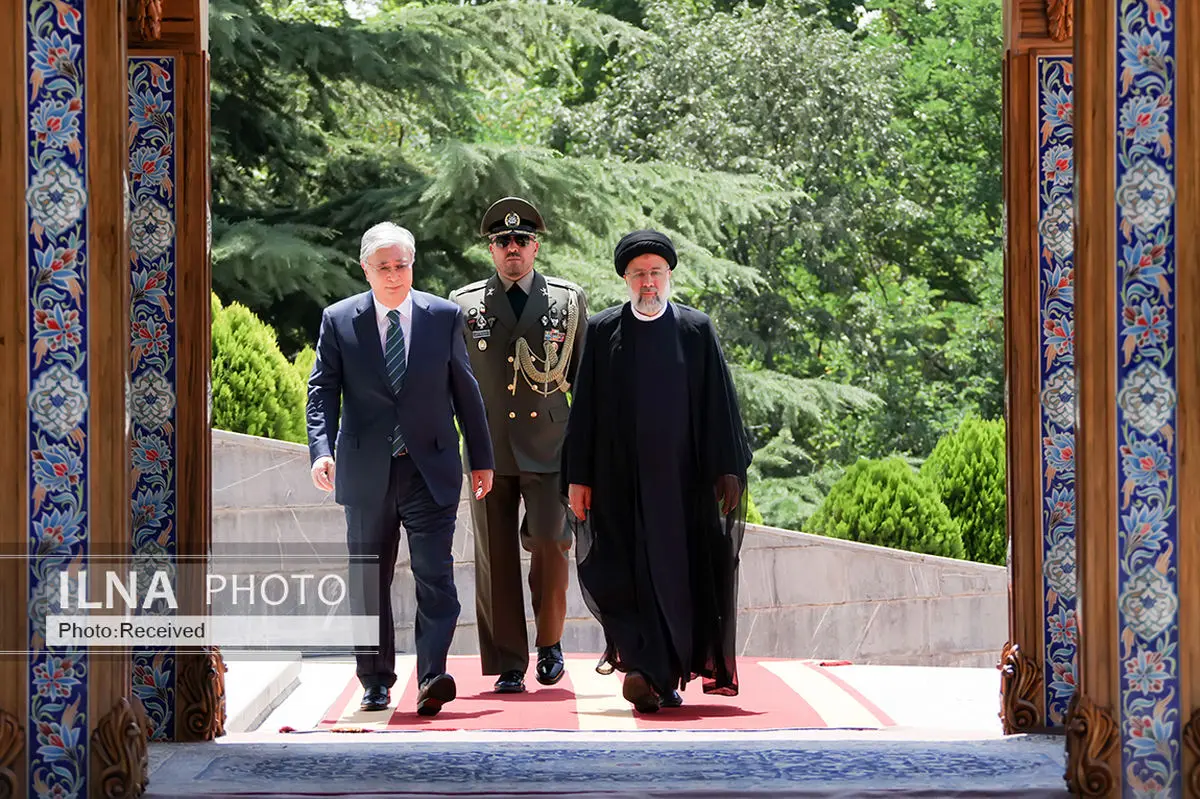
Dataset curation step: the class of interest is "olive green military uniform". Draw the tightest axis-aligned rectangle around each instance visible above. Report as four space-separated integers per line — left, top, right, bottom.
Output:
449 214 587 678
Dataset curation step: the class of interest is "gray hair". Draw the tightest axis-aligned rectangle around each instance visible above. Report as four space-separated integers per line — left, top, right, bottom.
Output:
359 222 416 264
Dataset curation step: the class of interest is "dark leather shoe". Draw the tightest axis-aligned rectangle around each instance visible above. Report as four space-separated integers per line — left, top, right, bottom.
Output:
535 642 565 685
622 671 660 714
416 673 456 717
661 689 683 708
494 669 526 693
360 685 389 712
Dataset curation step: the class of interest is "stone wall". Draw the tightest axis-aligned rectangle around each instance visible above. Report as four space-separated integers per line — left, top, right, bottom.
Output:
212 429 1007 667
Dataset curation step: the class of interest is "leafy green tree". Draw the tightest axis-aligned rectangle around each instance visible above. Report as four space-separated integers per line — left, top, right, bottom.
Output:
806 457 964 559
920 415 1006 564
863 0 1003 303
211 293 307 443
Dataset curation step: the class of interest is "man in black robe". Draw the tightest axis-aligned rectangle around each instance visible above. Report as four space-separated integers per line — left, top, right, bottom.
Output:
562 229 752 713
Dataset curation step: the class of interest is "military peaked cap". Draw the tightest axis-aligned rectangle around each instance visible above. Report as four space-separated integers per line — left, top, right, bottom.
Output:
480 197 547 237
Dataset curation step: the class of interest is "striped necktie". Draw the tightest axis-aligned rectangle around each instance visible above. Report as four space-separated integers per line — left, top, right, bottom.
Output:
385 309 406 456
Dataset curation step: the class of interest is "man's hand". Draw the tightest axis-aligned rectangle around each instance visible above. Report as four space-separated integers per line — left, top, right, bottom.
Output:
311 456 336 492
714 474 742 515
471 469 494 500
568 483 592 522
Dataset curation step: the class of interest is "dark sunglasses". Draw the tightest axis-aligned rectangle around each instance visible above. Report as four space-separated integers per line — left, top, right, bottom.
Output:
491 234 535 248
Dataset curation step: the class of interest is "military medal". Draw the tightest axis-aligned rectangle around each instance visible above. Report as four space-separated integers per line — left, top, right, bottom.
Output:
478 339 488 351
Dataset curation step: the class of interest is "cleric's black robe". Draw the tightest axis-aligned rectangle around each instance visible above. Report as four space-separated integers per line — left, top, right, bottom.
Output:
562 302 752 696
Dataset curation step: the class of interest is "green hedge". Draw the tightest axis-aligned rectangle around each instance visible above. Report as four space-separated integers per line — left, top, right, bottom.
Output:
805 457 964 559
211 293 307 443
920 416 1007 565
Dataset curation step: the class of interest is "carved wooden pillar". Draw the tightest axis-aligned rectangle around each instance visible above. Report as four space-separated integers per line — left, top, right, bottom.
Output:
1 0 150 796
126 0 223 743
1 1 30 795
1067 0 1199 795
1001 0 1076 735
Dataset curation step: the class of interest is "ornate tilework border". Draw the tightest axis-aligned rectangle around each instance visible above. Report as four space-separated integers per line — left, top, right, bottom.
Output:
27 0 89 794
1035 55 1077 729
1114 2 1180 795
129 56 178 742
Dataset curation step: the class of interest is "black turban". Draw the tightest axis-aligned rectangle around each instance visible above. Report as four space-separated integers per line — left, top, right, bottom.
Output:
614 229 677 277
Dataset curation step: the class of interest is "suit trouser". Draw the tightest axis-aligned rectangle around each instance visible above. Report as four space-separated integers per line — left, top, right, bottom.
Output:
345 454 460 688
471 472 571 675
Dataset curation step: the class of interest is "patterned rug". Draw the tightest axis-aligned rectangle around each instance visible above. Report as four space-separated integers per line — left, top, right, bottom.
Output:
145 738 1069 797
299 655 895 732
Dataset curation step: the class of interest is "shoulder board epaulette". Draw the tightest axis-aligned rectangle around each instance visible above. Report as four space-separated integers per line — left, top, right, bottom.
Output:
544 276 583 292
450 279 489 299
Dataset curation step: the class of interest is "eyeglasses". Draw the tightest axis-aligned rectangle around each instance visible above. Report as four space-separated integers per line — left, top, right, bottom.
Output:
491 234 535 248
368 261 412 276
626 268 669 281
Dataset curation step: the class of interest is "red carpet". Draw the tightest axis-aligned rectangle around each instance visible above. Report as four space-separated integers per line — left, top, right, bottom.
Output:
308 655 894 732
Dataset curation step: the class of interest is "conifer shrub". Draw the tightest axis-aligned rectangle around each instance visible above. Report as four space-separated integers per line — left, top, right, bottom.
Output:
211 294 307 443
805 457 965 559
745 493 764 525
920 416 1007 565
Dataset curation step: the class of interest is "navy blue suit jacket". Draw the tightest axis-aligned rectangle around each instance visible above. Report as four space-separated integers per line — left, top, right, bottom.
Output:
306 289 494 509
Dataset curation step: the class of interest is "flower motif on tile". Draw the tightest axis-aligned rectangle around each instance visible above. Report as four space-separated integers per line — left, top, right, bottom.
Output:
1121 228 1169 290
32 443 83 497
1042 144 1073 186
33 655 81 699
1117 361 1176 436
1119 95 1171 149
28 363 87 439
30 97 82 153
1116 160 1174 233
26 159 86 238
32 234 84 301
1048 607 1077 647
1122 502 1170 559
1038 197 1073 259
132 432 171 477
1120 26 1170 82
1125 649 1170 694
131 485 170 533
31 505 83 557
132 369 175 430
1040 368 1074 429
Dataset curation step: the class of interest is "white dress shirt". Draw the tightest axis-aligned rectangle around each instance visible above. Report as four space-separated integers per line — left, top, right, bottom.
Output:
631 300 670 322
374 292 413 362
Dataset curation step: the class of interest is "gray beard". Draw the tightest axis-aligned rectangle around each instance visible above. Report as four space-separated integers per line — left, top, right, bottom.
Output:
629 285 670 316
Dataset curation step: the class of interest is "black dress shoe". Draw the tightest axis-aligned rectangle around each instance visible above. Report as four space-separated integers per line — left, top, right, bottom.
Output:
360 685 389 712
535 642 565 685
661 690 683 708
416 673 456 717
494 669 526 693
622 671 660 714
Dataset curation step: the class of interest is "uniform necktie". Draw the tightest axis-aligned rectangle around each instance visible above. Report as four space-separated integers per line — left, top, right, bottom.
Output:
385 309 407 456
507 284 527 319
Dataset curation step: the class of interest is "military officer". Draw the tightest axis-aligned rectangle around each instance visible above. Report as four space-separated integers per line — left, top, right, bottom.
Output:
449 197 587 693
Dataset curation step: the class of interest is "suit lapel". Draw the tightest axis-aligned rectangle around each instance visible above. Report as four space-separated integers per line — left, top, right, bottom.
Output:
352 292 396 397
487 273 518 332
511 271 548 343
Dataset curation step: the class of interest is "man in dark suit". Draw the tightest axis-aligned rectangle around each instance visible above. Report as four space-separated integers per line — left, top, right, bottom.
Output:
449 198 587 694
307 221 494 716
